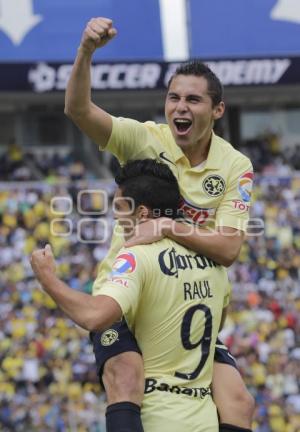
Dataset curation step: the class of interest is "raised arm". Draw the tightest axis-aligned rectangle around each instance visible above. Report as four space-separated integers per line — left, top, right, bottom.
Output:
31 245 122 331
64 17 117 148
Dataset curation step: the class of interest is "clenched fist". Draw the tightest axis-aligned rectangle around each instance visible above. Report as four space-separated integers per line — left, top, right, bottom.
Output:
79 17 117 54
31 244 56 286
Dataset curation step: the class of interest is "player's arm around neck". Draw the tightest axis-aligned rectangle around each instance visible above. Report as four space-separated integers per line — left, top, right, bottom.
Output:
163 220 244 267
64 18 117 149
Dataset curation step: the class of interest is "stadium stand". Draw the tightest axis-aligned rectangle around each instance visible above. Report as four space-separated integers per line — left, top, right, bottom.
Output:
0 142 299 431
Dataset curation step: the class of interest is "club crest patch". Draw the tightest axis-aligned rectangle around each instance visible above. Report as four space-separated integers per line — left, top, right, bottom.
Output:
238 172 253 202
203 175 226 197
101 329 119 346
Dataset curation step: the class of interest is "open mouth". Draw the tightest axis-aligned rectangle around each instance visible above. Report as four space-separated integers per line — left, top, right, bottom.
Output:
174 118 192 134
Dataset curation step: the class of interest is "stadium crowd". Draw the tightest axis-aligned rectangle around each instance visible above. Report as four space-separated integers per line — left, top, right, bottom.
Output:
0 144 299 431
0 140 88 183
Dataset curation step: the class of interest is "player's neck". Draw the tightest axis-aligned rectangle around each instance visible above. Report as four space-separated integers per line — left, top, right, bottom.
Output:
184 141 210 167
123 217 152 242
183 131 212 167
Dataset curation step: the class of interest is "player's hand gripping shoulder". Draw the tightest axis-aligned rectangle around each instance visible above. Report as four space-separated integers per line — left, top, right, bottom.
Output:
79 17 117 55
125 218 172 247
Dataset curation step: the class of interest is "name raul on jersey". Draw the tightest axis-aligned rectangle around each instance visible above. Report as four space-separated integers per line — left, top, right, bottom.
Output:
183 280 213 301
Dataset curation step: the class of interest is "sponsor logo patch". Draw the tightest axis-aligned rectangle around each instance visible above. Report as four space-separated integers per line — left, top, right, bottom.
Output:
111 252 136 276
158 247 218 278
203 175 226 197
159 152 176 166
238 172 253 202
108 277 129 287
145 378 211 400
179 197 216 226
232 199 250 212
101 329 119 346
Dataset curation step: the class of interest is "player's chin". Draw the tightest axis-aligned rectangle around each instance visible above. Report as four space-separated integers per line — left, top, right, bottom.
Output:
171 128 192 146
174 136 192 150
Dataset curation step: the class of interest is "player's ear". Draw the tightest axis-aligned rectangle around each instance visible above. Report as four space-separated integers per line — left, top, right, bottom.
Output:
137 205 150 220
213 101 225 120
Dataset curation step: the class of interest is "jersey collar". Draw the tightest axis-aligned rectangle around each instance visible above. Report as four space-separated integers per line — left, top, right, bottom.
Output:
205 132 223 170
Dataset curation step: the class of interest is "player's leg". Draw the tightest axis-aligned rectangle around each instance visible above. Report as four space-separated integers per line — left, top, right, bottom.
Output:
90 319 144 432
212 339 255 432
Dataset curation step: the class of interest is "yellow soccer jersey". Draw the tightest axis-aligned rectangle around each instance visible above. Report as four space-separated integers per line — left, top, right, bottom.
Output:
93 116 253 292
105 116 253 230
98 238 231 431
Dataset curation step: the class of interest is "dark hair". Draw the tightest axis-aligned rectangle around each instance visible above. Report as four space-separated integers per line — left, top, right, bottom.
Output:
168 60 223 107
115 159 180 219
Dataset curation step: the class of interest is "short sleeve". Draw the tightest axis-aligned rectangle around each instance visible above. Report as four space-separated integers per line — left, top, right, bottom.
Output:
215 156 254 232
96 247 147 321
223 277 232 308
104 117 156 164
92 223 125 295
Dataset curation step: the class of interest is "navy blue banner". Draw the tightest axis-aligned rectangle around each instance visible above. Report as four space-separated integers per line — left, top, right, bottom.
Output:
0 57 299 92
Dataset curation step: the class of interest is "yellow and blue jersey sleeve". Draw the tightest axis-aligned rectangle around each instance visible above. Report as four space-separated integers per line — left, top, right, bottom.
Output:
104 116 163 164
92 223 125 295
215 155 254 231
96 247 148 325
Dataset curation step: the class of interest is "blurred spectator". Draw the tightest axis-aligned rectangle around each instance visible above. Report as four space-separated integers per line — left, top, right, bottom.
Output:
0 142 92 183
241 133 300 175
0 178 113 431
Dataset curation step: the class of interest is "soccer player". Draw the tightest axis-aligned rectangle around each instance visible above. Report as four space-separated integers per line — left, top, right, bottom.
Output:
31 159 231 432
64 17 255 432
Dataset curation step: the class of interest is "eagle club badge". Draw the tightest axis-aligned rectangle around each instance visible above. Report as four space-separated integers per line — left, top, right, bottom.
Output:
203 175 226 197
100 329 119 346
